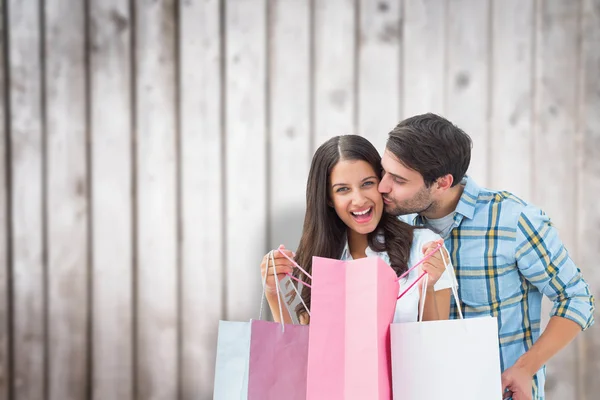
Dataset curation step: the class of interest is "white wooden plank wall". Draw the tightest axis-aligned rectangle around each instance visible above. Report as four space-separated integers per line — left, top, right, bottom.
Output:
268 0 311 251
7 1 45 399
403 0 446 116
490 0 534 199
0 1 597 399
135 1 178 399
0 3 8 400
224 0 267 323
179 0 222 398
179 0 223 397
534 1 581 396
579 1 600 397
445 0 490 185
45 0 89 399
89 0 133 399
358 0 402 153
313 0 356 148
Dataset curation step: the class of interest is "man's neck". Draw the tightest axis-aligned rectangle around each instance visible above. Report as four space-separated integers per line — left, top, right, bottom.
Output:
422 183 465 220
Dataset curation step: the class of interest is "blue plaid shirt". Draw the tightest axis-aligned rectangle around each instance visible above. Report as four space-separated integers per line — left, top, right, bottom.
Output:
404 177 595 400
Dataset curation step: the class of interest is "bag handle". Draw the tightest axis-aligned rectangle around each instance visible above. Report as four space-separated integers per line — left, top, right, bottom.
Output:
443 248 463 319
277 248 313 281
395 242 444 283
259 250 313 330
415 246 464 322
278 249 312 317
259 251 285 331
396 242 444 300
286 276 312 318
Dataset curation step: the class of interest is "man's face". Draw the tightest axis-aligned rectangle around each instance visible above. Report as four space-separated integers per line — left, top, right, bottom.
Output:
378 149 436 216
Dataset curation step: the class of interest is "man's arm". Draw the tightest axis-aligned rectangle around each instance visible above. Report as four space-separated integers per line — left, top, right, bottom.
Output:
502 207 595 399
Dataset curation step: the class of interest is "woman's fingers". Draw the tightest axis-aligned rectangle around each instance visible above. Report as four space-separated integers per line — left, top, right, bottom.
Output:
266 264 294 276
422 239 444 254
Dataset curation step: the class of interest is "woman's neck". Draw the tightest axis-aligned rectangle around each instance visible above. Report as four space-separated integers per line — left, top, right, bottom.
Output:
347 229 369 259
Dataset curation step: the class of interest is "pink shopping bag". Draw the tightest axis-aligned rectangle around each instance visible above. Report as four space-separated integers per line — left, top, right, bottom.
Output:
214 251 310 400
306 256 399 400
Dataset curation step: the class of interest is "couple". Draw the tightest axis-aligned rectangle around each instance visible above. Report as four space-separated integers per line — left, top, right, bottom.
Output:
259 113 595 400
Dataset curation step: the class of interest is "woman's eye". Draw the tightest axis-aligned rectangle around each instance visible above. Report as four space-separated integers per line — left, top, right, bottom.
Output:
363 181 375 187
335 187 348 193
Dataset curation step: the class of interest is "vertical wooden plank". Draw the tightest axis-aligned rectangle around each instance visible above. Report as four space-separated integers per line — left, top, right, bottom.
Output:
313 0 356 148
135 0 178 398
358 0 401 152
225 0 267 321
579 0 600 396
533 1 581 398
0 2 9 399
179 0 221 398
45 0 89 399
445 0 490 186
89 1 133 399
7 1 45 399
269 0 310 251
490 0 534 199
403 0 445 116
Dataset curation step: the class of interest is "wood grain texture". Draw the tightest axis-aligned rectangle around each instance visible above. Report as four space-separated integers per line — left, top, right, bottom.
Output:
89 0 134 399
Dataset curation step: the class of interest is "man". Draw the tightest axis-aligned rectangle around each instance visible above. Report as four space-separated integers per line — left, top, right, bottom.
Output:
378 113 595 400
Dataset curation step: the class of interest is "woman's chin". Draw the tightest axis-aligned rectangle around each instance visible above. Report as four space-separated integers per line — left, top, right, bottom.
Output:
350 221 378 235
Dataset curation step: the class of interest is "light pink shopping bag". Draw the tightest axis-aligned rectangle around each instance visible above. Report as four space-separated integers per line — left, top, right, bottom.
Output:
306 256 399 400
214 251 311 400
247 319 309 399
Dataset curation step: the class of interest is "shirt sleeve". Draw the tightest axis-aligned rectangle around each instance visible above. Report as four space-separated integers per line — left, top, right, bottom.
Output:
515 205 595 330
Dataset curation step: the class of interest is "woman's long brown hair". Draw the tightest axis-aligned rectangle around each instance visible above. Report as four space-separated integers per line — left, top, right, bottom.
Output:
292 135 415 320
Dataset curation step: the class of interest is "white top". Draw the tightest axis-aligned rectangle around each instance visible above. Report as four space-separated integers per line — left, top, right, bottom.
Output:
340 228 457 323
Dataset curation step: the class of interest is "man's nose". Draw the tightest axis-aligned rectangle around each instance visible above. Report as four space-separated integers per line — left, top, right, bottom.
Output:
378 175 390 193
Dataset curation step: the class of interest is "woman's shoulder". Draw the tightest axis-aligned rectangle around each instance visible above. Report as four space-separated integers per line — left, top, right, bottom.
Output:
412 227 442 244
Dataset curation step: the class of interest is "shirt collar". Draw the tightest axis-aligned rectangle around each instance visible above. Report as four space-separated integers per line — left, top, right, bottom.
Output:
412 176 480 225
454 176 480 220
341 236 383 260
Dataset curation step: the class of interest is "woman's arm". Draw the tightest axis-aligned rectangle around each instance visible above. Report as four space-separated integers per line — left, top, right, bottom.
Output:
420 287 451 321
265 290 294 324
419 239 453 320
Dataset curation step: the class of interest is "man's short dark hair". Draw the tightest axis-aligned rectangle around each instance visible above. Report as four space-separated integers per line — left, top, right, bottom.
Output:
386 113 472 187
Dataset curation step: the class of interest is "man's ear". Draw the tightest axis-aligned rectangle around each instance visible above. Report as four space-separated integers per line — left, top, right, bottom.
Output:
436 174 454 191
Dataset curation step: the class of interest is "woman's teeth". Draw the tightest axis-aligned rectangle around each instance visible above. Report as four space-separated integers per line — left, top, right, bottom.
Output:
352 208 372 216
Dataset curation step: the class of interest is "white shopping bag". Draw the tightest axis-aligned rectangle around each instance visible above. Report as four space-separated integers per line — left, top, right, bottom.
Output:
390 257 503 400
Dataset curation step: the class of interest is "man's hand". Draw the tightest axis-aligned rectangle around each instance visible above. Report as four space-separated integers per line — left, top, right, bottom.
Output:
501 364 532 400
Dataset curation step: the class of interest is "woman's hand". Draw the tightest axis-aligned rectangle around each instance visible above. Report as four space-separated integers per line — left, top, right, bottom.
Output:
420 239 450 288
260 244 295 294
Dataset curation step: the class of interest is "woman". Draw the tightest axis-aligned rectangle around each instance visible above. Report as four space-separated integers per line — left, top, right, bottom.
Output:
261 135 455 324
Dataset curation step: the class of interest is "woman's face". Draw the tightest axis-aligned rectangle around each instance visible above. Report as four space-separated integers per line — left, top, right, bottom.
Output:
329 159 384 235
